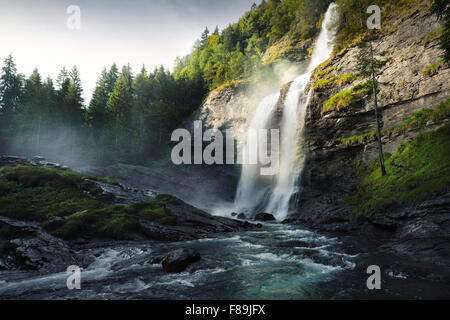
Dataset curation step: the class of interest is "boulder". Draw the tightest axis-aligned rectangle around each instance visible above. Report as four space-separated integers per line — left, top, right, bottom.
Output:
237 213 247 220
162 248 201 273
43 216 66 232
254 213 276 222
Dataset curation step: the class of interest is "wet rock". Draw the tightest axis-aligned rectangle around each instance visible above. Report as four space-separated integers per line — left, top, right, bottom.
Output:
0 217 80 272
254 213 276 222
237 213 247 220
0 155 71 171
368 216 398 231
150 257 164 265
0 155 30 166
162 248 201 273
43 216 66 232
231 212 237 217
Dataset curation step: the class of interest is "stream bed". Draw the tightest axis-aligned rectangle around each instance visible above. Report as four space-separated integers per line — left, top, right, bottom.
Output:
1 223 448 299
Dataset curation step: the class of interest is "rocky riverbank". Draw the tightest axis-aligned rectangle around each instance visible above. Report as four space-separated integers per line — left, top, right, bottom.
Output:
0 156 257 274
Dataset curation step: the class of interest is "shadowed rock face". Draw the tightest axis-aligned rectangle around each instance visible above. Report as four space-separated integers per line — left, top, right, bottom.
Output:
82 163 240 213
0 216 85 273
286 193 450 267
254 213 276 222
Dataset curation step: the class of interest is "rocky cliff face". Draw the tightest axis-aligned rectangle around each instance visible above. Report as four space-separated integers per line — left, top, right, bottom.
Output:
298 9 449 225
198 4 449 256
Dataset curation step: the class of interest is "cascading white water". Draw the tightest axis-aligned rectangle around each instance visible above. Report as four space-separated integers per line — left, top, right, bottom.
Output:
234 92 280 214
234 3 338 219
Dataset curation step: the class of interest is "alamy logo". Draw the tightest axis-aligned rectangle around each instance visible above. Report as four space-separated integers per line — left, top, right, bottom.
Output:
367 5 381 29
66 265 81 290
366 265 381 290
171 121 280 176
66 5 81 30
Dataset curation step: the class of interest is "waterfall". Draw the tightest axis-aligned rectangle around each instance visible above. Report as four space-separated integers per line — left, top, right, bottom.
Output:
234 92 280 214
234 3 338 220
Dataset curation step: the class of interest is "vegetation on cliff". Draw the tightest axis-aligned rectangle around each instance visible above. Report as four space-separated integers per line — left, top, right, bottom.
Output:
174 0 332 91
333 0 435 53
335 98 450 146
322 80 372 112
352 125 450 215
431 0 450 62
312 73 358 95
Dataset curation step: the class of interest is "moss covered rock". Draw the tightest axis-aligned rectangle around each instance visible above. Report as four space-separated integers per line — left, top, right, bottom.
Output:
352 125 450 215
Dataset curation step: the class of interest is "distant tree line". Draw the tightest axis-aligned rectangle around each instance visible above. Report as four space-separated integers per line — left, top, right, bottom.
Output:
0 54 205 165
2 0 445 167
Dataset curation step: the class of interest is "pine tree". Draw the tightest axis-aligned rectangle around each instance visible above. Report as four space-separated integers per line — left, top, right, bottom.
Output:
0 54 23 116
21 69 45 152
201 27 210 48
89 68 112 158
65 66 85 158
131 65 152 159
107 65 134 158
88 63 120 160
56 67 69 89
107 63 119 93
431 0 450 62
0 54 23 153
356 33 387 176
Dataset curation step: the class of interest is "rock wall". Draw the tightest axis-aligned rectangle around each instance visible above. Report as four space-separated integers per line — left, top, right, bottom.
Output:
298 9 450 224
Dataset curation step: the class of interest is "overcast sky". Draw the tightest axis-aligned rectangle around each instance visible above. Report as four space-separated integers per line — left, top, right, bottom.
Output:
0 0 259 102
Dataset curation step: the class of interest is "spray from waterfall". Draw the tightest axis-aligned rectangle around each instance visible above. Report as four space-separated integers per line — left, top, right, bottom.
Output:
234 3 338 220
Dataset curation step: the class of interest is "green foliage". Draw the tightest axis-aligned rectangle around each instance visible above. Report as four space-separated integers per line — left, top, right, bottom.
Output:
335 98 450 146
322 81 372 112
354 34 387 78
0 54 24 152
352 125 450 215
0 165 178 240
53 206 140 240
336 131 377 147
431 0 450 62
421 59 447 76
312 73 358 93
391 98 450 134
0 54 206 165
174 0 332 91
0 165 112 222
155 194 181 205
54 200 177 240
0 54 23 115
421 26 444 45
334 0 431 53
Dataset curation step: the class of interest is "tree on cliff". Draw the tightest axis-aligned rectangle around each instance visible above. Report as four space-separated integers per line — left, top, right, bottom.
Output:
431 0 450 62
355 33 387 176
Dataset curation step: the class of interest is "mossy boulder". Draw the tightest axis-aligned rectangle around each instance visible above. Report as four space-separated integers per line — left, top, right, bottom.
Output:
0 165 181 240
0 165 115 222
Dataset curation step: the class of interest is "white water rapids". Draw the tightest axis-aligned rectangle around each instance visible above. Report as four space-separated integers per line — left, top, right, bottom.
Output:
234 3 338 220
